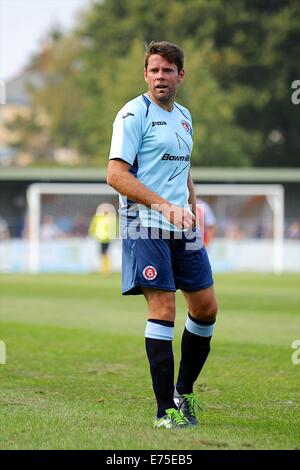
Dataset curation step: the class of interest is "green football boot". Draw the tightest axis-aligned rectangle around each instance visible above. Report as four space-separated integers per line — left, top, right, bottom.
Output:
174 388 205 426
154 408 189 429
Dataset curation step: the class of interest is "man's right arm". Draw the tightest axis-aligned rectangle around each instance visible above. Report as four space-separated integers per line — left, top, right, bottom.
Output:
107 160 194 230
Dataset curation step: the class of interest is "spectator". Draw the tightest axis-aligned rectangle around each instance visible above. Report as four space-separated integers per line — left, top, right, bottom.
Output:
286 221 300 239
71 215 88 237
0 216 10 240
224 223 246 240
40 215 65 240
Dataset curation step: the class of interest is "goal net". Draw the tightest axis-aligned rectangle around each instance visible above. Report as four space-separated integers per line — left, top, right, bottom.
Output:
26 183 284 273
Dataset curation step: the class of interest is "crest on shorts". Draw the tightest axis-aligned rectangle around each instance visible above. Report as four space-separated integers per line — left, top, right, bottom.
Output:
181 120 191 134
142 265 157 280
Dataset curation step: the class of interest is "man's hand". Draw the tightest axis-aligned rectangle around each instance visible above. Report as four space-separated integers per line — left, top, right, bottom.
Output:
160 204 195 230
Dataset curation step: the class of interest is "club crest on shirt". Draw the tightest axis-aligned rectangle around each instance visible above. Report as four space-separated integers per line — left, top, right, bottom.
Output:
142 265 158 280
181 120 191 134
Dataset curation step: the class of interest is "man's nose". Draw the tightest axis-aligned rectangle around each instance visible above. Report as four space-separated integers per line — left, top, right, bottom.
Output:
157 69 165 79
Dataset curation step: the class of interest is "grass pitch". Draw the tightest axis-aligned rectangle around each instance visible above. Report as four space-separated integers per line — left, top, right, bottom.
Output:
0 273 299 450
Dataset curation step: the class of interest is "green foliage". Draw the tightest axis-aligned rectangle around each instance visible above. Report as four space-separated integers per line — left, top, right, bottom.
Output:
5 110 53 162
10 0 300 167
178 40 261 166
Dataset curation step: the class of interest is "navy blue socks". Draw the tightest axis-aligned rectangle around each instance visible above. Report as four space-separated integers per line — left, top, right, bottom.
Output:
176 313 215 395
145 314 216 417
145 319 175 418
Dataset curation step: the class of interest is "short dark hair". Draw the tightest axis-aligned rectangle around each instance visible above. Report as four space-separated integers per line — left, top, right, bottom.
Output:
145 41 184 72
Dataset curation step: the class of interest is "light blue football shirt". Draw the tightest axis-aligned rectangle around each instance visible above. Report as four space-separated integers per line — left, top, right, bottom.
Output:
109 93 193 230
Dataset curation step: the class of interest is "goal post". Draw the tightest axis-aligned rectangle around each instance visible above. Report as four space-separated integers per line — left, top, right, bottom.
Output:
26 182 284 274
27 183 117 273
194 184 284 274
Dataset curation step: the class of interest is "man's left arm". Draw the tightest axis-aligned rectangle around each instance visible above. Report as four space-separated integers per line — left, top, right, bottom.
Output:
188 171 197 221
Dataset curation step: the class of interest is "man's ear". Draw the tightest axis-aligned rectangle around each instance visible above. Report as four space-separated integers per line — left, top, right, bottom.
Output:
144 68 148 83
178 68 185 83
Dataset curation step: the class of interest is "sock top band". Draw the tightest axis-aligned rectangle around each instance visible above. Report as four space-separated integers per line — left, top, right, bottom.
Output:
145 320 174 341
188 312 215 326
148 319 174 328
185 315 215 337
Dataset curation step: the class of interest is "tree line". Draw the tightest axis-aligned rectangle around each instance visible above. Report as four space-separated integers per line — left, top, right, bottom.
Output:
7 0 300 167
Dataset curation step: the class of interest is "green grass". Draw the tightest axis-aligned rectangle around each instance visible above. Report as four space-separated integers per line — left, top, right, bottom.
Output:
0 273 299 450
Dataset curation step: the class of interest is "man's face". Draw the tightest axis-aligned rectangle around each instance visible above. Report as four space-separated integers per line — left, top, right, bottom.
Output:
144 54 185 107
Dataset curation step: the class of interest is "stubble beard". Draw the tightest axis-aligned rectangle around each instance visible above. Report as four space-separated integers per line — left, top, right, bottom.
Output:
154 89 176 105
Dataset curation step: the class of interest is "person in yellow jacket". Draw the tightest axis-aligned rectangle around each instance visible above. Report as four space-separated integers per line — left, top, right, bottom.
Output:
89 203 117 274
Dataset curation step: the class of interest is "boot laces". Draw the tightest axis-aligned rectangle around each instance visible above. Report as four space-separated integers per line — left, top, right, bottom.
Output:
181 393 205 417
166 408 187 425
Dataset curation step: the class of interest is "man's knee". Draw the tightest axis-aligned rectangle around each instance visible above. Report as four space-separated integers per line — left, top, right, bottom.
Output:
206 299 218 321
151 298 175 321
190 298 218 322
143 289 176 322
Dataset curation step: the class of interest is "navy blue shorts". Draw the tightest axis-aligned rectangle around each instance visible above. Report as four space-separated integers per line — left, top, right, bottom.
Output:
121 225 214 295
